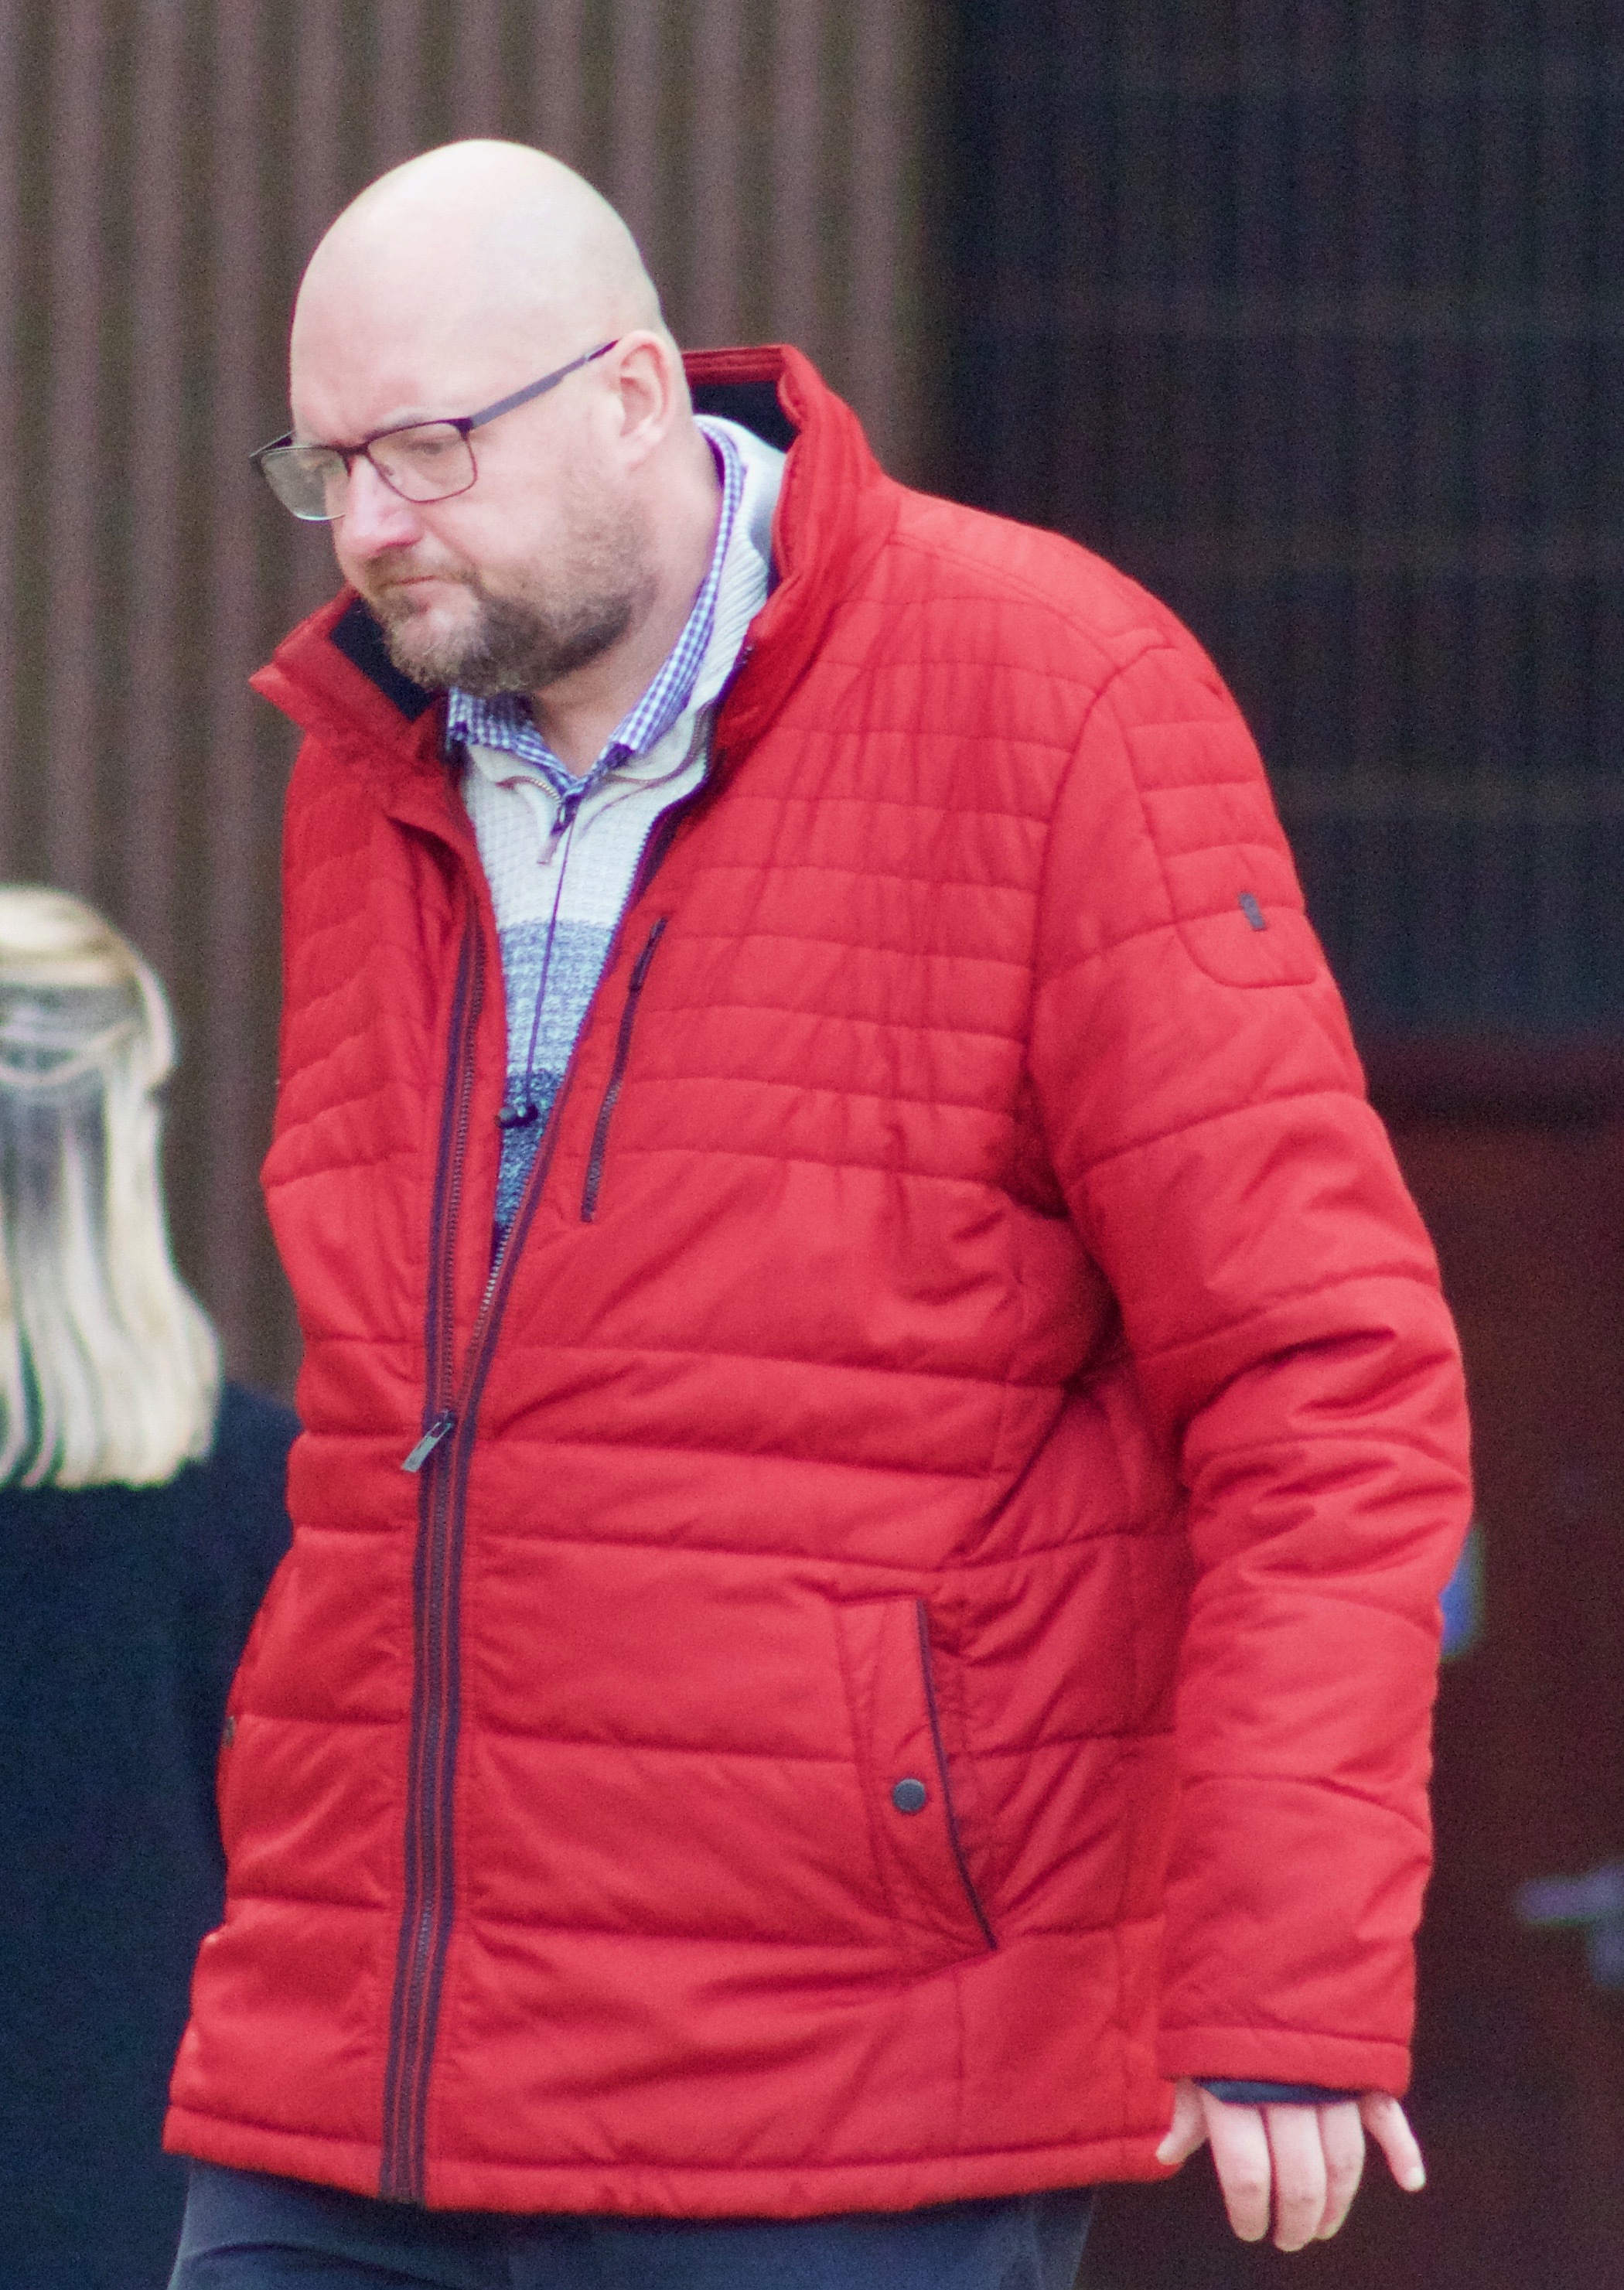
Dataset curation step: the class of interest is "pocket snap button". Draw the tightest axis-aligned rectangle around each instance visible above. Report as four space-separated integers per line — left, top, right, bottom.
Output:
891 1776 928 1814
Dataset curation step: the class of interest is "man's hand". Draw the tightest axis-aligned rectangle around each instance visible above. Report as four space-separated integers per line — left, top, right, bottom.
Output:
1155 2078 1426 2251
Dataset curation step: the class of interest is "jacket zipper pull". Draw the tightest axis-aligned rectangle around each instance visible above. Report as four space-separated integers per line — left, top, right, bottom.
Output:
629 915 668 988
551 789 582 839
401 1408 456 1473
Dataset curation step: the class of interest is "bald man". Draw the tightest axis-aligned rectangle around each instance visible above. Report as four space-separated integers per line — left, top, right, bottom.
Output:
165 143 1469 2290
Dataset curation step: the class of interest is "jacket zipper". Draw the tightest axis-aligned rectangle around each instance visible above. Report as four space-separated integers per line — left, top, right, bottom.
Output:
380 919 483 2202
376 760 705 2201
915 1600 998 1953
580 917 667 1222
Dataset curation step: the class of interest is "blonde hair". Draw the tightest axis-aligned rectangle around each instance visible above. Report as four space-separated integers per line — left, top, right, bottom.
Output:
0 886 220 1486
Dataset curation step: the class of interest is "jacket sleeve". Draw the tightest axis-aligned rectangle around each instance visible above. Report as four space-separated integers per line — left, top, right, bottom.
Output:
1028 630 1472 2098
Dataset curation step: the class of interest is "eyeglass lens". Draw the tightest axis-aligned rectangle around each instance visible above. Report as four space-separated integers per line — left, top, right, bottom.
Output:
261 421 478 521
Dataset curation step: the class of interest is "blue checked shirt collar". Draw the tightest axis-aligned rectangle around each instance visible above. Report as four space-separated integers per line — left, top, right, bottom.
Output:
445 418 749 802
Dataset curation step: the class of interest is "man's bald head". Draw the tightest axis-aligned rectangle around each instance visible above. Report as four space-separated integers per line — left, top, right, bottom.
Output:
293 141 668 406
283 142 721 739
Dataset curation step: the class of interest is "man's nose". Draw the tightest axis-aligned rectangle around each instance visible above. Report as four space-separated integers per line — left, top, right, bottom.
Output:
336 455 425 555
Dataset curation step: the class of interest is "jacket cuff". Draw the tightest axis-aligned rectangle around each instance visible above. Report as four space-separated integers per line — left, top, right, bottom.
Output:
1160 2025 1411 2095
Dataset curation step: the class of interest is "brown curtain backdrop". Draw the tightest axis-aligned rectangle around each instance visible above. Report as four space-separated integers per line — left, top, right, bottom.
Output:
0 0 926 1391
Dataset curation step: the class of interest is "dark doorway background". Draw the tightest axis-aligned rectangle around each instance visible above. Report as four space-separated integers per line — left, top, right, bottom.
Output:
938 0 1624 1038
933 6 1624 2286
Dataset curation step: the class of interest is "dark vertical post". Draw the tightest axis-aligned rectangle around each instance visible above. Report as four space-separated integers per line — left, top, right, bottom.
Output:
47 0 107 898
851 0 902 468
452 0 506 142
286 0 348 629
294 0 344 259
125 0 186 985
532 0 586 172
687 0 745 347
612 0 663 275
202 0 266 1370
771 0 824 362
370 0 425 176
0 0 19 869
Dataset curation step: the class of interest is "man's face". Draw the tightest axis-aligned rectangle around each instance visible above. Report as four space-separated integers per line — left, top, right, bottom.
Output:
290 316 656 697
352 458 656 699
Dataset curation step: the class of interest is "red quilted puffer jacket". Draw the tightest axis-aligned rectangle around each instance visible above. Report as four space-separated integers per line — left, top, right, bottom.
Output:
167 346 1471 2217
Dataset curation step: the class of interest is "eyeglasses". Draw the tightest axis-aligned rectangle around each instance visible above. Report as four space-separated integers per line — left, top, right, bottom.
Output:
251 339 619 522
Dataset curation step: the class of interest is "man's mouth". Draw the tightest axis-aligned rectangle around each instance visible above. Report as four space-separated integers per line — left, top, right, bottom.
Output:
368 570 466 619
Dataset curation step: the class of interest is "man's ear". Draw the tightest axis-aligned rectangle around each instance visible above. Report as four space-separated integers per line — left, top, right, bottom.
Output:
605 331 681 464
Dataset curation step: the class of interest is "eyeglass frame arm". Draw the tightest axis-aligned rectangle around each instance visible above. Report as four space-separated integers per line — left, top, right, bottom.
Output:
250 336 619 490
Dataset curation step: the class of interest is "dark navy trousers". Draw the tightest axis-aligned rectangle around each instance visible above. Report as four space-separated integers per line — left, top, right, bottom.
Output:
169 2162 1093 2290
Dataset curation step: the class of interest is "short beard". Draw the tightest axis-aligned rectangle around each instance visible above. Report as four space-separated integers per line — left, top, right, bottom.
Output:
367 489 657 697
378 575 642 696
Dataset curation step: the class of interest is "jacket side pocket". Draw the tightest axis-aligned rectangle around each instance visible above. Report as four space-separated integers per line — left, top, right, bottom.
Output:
832 1595 998 1967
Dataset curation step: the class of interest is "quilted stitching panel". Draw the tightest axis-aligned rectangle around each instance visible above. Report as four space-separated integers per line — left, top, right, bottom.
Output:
1121 673 1322 988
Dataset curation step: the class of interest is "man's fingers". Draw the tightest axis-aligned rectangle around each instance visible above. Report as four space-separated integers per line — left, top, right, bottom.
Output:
1260 2104 1328 2253
1167 2084 1421 2248
1154 2078 1210 2169
1360 2092 1427 2192
1203 2095 1275 2243
1313 2101 1366 2240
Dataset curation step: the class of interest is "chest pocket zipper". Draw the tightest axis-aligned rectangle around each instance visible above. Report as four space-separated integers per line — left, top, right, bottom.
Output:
581 916 667 1222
